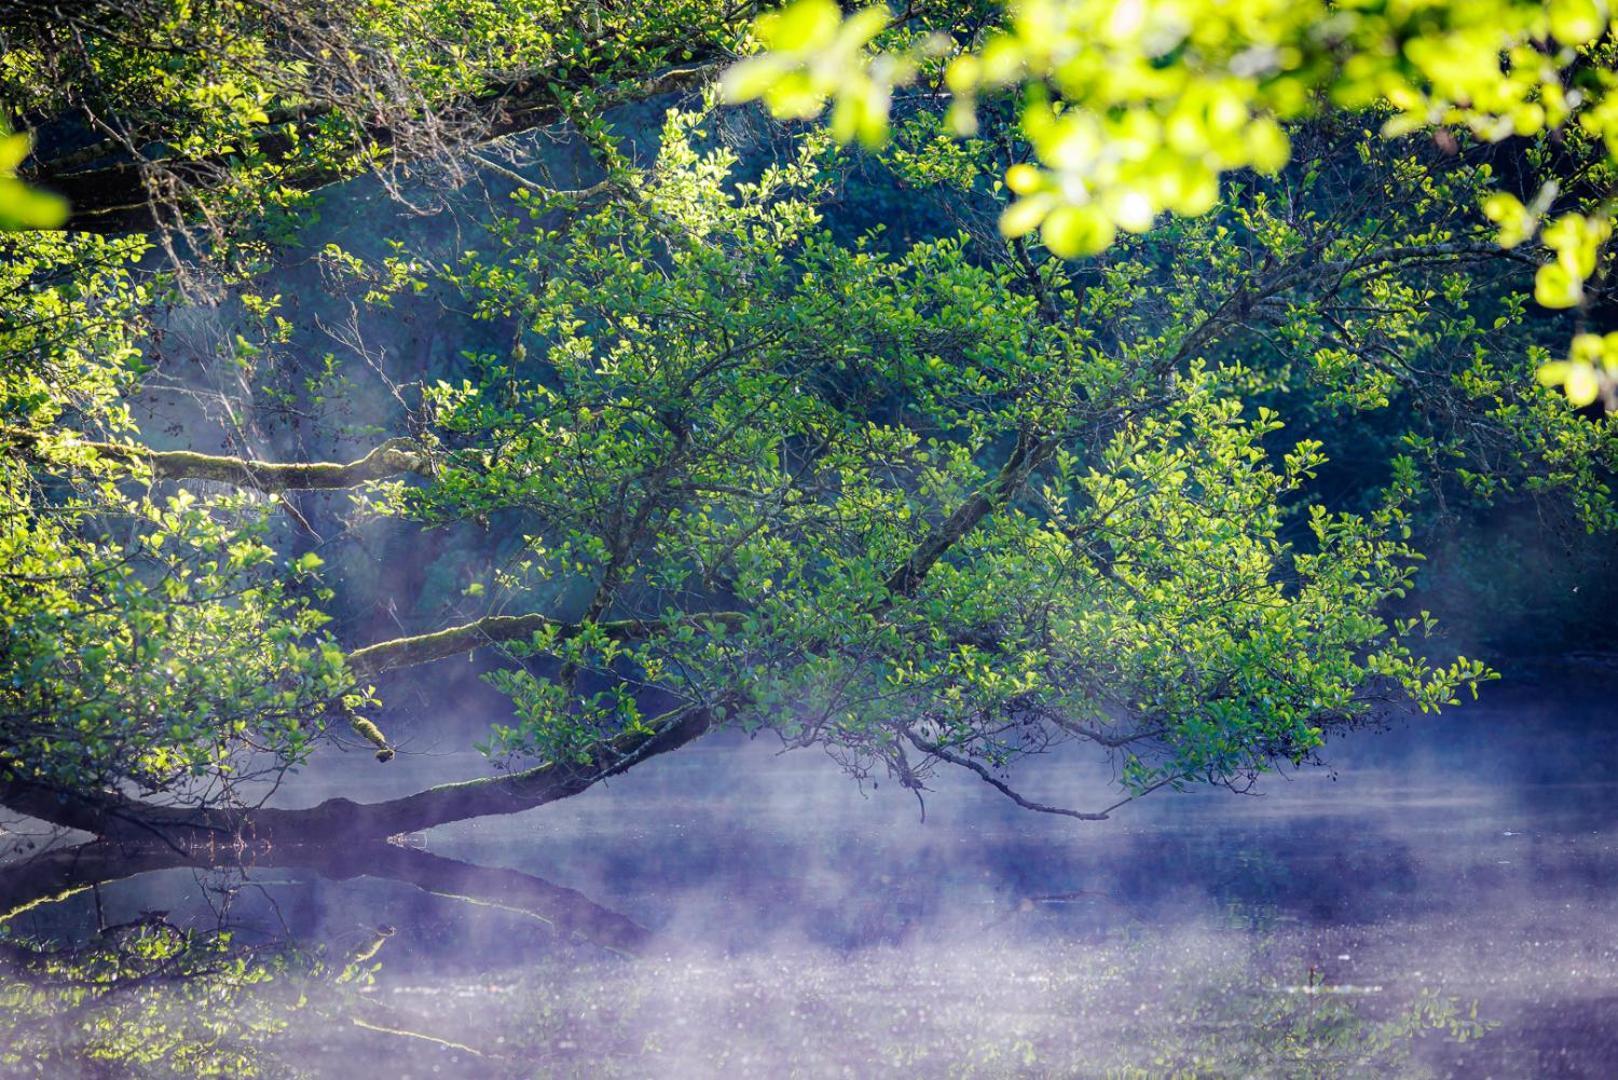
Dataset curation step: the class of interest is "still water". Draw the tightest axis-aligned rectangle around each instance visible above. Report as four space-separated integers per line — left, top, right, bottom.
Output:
3 667 1616 1077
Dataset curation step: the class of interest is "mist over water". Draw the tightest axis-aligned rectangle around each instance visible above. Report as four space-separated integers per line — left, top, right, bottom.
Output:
2 665 1615 1076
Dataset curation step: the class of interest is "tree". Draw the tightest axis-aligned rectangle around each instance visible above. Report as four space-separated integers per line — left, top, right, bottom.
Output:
3 2 1613 847
2 0 737 237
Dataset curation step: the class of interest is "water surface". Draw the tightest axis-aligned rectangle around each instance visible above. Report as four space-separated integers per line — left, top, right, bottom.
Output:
3 668 1616 1077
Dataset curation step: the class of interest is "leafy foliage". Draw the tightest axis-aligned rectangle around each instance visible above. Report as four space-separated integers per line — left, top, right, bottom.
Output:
0 125 66 230
0 231 359 802
725 0 1618 403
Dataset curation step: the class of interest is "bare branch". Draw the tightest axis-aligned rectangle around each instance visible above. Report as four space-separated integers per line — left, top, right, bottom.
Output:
903 730 1110 821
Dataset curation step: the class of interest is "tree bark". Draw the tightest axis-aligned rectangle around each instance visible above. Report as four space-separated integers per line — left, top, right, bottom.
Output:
347 613 559 678
346 610 743 678
883 431 1057 599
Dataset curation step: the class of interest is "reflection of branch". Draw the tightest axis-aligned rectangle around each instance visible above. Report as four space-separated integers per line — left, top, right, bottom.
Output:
350 1016 486 1057
0 840 651 955
301 843 651 955
0 843 185 924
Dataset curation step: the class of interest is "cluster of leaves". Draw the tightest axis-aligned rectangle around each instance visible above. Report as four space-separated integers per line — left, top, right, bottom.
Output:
0 124 66 230
1 473 353 795
724 0 1618 405
1 0 747 254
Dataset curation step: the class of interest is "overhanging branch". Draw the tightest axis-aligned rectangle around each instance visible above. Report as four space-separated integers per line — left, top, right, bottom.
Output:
38 61 722 233
884 430 1058 600
0 700 716 844
903 729 1110 821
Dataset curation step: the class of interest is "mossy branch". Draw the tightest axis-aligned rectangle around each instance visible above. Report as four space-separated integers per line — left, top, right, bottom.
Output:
350 717 395 762
5 427 432 492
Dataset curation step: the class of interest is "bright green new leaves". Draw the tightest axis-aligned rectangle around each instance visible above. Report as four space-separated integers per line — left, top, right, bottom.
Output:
0 232 359 799
1523 211 1618 405
726 0 1606 242
722 0 905 146
724 1 1618 404
1539 332 1618 408
1481 189 1548 250
2 0 747 247
1 473 352 795
1551 0 1613 47
1534 212 1613 310
0 127 66 230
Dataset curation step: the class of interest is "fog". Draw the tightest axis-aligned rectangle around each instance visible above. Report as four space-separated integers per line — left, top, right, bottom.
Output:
4 667 1615 1076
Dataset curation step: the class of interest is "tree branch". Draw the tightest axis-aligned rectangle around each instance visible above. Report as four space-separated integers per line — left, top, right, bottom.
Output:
344 609 744 678
883 430 1057 600
4 427 431 491
0 701 717 844
40 61 722 233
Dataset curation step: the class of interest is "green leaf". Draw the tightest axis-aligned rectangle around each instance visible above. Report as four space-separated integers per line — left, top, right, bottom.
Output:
0 180 69 230
756 0 842 52
1567 363 1602 406
1041 204 1116 257
1548 0 1609 45
998 194 1054 239
719 56 786 103
0 132 31 173
1534 262 1582 308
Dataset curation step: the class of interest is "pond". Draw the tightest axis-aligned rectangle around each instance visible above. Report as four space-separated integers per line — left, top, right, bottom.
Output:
3 666 1616 1077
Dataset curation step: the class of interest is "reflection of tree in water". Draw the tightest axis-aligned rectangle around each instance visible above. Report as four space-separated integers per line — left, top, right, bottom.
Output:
1104 977 1492 1079
0 841 649 1077
0 843 1491 1078
2 913 309 1077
